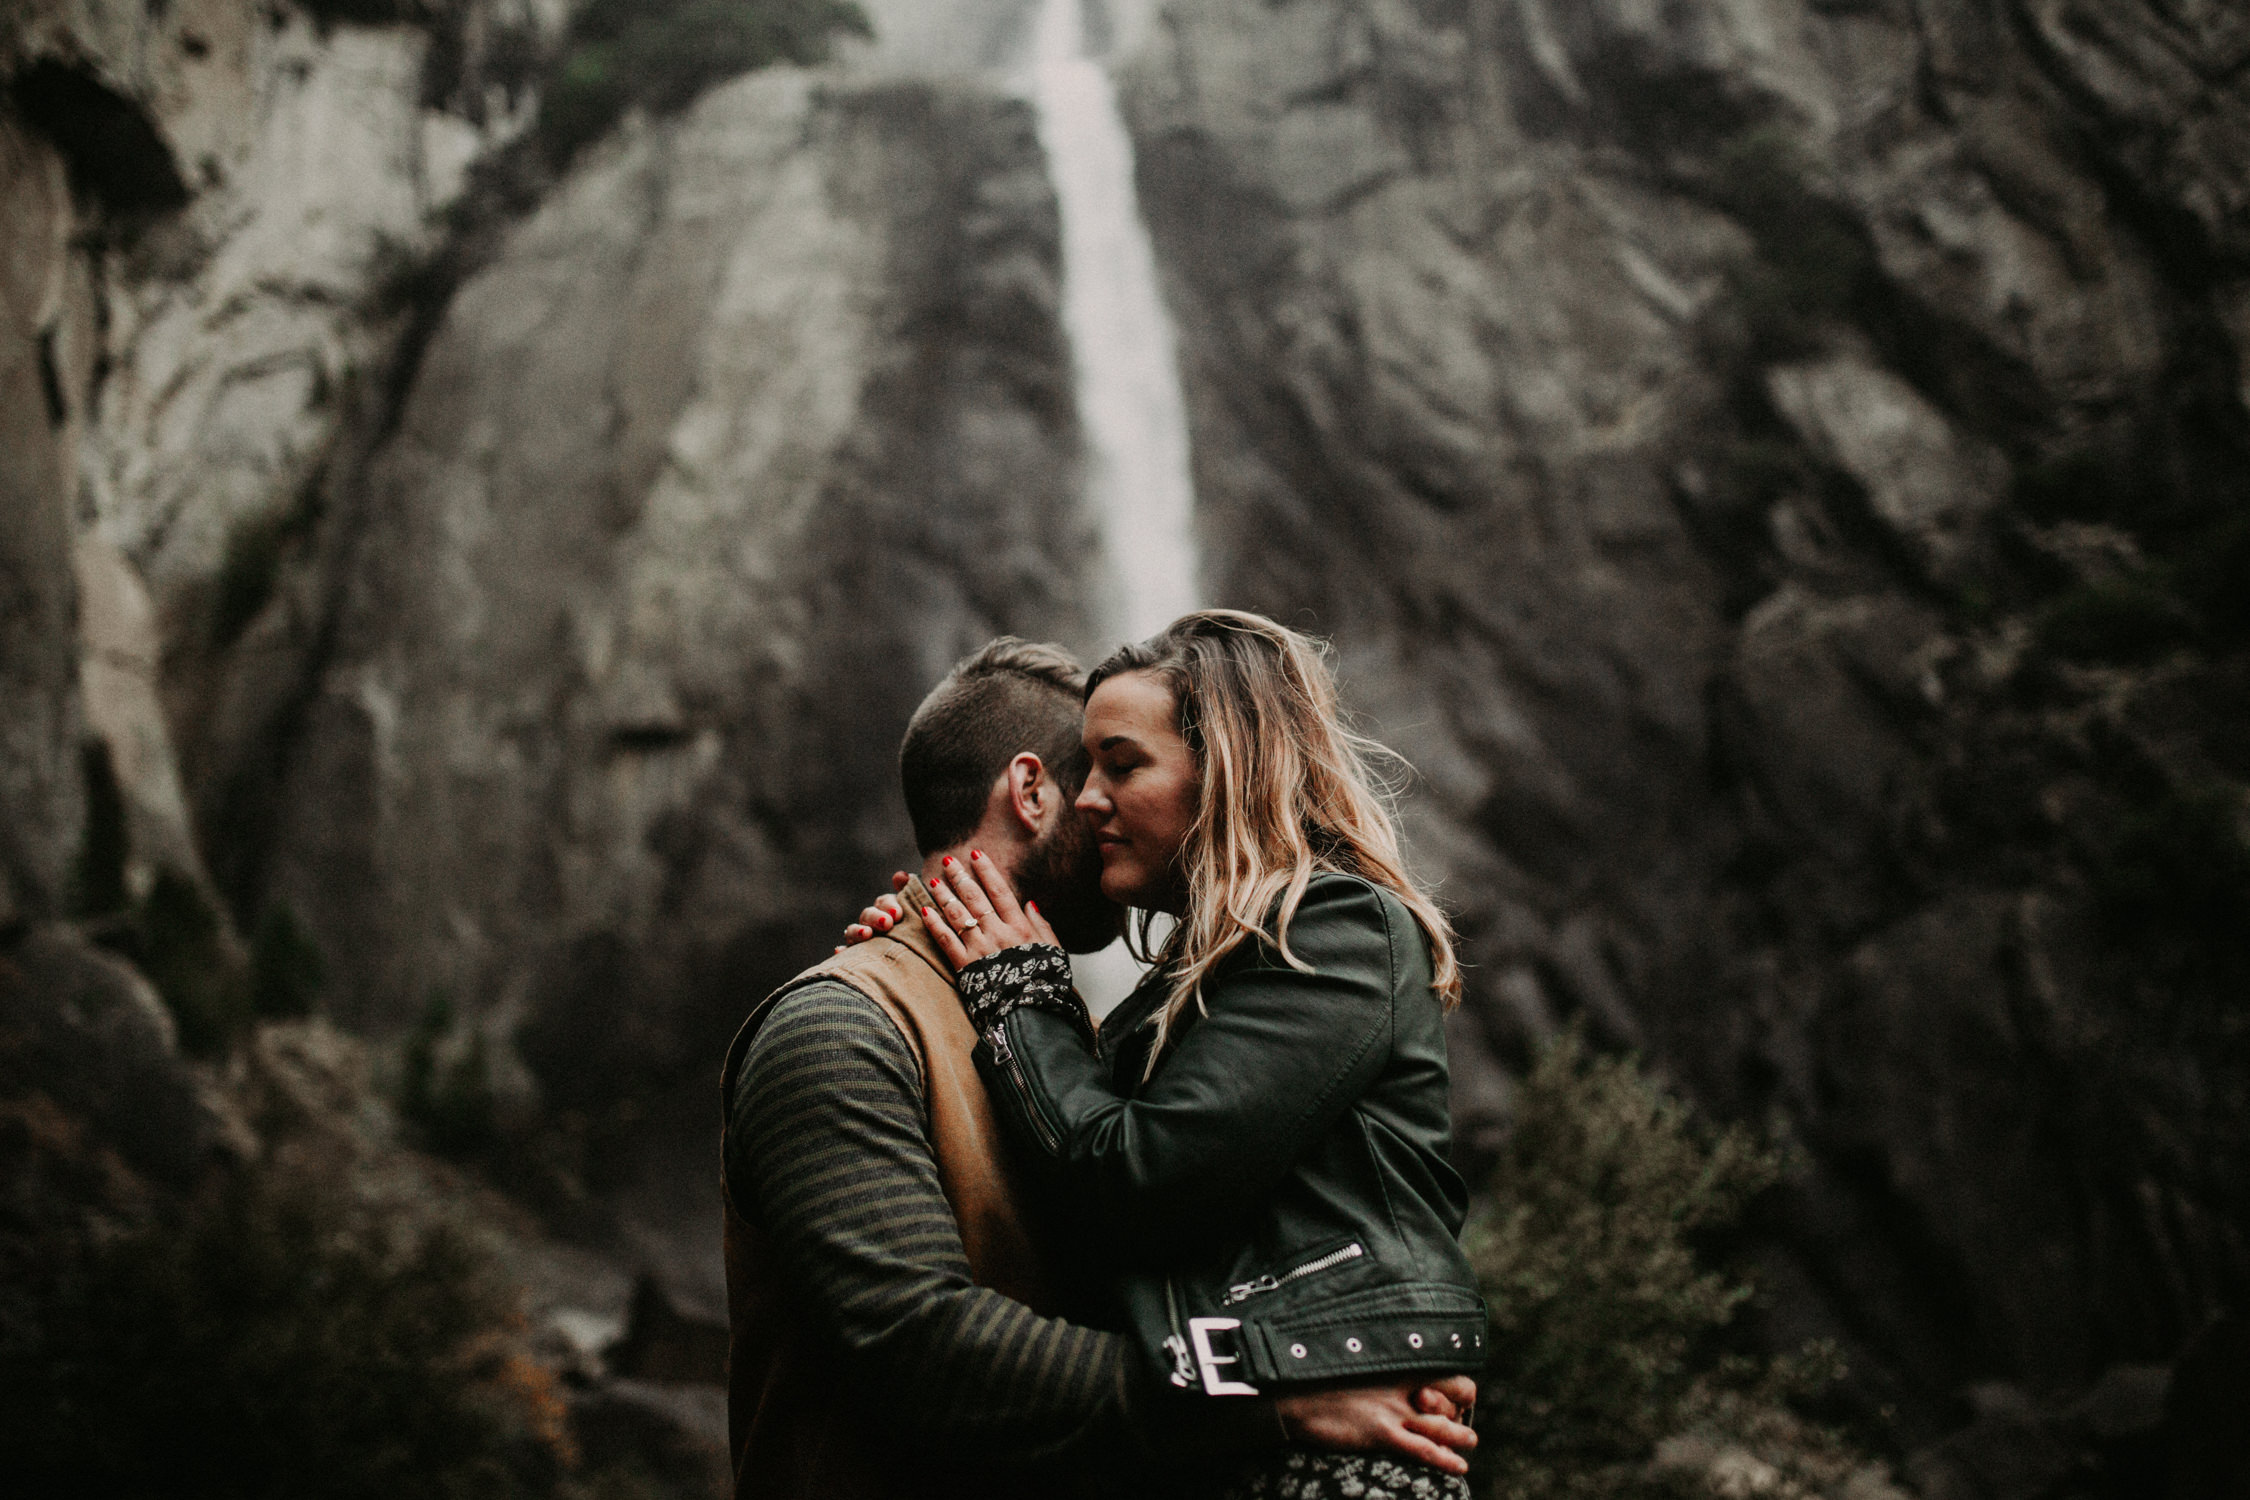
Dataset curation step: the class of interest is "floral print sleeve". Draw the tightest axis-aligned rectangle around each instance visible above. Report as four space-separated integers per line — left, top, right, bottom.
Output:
955 943 1096 1048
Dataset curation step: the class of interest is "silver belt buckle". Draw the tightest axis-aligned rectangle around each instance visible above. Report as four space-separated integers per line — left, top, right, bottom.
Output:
1187 1316 1260 1396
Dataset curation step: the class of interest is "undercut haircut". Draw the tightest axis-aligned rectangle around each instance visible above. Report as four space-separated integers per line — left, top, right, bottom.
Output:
900 638 1090 856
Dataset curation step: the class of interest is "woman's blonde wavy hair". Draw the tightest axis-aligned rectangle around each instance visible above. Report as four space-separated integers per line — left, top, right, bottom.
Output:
1087 609 1462 1074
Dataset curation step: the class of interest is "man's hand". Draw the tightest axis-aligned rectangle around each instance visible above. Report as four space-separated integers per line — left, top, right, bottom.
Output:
1276 1375 1479 1474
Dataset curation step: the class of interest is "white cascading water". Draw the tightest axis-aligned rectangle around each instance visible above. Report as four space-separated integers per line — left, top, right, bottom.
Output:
1023 0 1196 1010
1025 0 1200 643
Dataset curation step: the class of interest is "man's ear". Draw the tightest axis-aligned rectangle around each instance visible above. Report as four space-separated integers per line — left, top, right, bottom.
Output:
1004 753 1048 835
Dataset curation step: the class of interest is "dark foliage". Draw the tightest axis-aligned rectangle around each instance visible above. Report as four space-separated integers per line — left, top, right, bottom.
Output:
94 878 334 1049
70 739 130 919
250 903 328 1019
1468 1039 1884 1498
212 510 290 647
2035 577 2195 664
132 868 248 1055
0 1167 568 1500
211 486 323 649
1702 126 1879 362
2079 785 2250 957
402 992 499 1158
2012 424 2250 653
297 0 427 24
533 0 871 165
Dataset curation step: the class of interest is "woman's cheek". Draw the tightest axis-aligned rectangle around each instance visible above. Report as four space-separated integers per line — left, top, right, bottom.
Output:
1098 859 1139 904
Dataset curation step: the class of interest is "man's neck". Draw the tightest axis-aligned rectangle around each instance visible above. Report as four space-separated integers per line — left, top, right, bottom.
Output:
920 837 1026 892
919 847 968 887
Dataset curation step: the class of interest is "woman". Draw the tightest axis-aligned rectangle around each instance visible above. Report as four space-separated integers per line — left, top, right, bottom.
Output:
914 609 1487 1500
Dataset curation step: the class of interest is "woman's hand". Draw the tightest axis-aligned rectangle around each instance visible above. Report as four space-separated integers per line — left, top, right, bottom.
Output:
1276 1375 1479 1474
920 851 1060 969
837 875 911 950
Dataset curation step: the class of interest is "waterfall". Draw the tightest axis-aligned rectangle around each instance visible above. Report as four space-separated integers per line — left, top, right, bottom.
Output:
1024 0 1196 1010
1025 0 1200 643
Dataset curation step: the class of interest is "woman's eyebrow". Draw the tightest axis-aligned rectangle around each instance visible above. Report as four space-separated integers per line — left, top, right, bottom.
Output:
1097 734 1139 753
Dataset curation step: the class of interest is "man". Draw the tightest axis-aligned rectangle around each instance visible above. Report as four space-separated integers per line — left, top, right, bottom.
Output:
721 639 1473 1499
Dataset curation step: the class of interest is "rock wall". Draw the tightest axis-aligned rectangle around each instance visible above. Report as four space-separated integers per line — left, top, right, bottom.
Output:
1 10 753 1467
2 0 550 920
9 0 2248 1470
245 66 1093 1288
0 0 1082 1351
0 107 84 927
1123 0 2250 1436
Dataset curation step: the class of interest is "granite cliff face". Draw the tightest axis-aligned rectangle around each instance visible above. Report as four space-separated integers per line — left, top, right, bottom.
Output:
4 0 547 926
4 0 1092 1303
4 0 2247 1482
249 65 1094 1278
1119 0 2250 1439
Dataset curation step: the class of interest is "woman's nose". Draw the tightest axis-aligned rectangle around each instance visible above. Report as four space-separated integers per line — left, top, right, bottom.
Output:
1075 780 1108 815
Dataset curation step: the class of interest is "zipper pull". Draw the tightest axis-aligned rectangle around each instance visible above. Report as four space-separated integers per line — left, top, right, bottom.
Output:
1222 1275 1279 1306
1163 1333 1196 1388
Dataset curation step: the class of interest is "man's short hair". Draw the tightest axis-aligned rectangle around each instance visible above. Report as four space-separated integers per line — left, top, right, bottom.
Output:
900 638 1089 855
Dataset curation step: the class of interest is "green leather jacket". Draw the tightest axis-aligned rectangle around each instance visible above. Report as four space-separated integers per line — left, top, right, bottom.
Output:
971 872 1489 1397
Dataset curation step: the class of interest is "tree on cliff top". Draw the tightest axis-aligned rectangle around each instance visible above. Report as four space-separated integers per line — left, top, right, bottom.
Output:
536 0 871 165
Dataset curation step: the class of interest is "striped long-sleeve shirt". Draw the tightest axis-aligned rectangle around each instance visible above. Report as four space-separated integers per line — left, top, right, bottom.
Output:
723 980 1276 1479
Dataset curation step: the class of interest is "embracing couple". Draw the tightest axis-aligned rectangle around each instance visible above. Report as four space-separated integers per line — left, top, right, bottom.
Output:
720 610 1488 1499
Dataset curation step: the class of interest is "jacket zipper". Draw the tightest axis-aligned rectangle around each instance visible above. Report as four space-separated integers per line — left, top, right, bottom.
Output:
1220 1241 1366 1306
985 1019 1061 1154
1162 1278 1196 1387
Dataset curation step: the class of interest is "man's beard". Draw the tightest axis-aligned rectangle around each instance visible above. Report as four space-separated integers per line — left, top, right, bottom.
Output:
1012 811 1125 954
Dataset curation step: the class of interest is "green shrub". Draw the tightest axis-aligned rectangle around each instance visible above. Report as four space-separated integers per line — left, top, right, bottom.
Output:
212 507 293 648
1706 126 1876 358
69 738 130 918
2083 784 2250 946
135 867 250 1055
2012 441 2250 650
2034 576 2193 664
402 991 499 1158
93 870 313 1054
250 902 328 1019
534 0 870 165
2014 446 2126 525
297 0 426 25
2173 508 2250 644
0 1166 569 1500
1468 1037 1880 1499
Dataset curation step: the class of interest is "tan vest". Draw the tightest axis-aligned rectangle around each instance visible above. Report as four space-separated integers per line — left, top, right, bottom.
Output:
720 880 1061 1499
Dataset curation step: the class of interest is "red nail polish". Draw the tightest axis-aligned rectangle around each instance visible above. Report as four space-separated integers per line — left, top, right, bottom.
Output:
942 855 955 867
971 850 983 860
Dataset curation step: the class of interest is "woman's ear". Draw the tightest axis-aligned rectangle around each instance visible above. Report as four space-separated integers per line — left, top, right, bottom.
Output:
1006 752 1048 834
